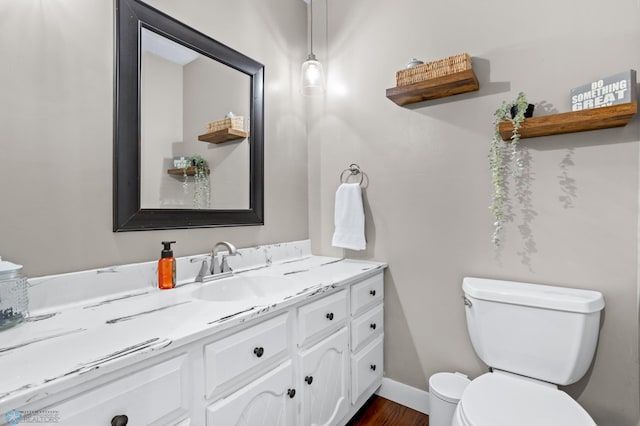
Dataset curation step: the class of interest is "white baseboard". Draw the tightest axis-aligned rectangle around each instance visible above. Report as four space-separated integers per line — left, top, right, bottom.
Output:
375 377 430 415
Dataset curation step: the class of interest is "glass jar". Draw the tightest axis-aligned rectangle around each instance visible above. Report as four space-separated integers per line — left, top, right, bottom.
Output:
0 257 28 330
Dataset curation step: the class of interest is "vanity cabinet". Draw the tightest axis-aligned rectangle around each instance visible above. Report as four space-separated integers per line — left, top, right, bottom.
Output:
10 269 384 426
203 274 384 426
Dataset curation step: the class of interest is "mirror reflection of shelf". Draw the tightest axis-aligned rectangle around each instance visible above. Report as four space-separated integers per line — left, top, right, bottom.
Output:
167 166 210 176
198 128 248 144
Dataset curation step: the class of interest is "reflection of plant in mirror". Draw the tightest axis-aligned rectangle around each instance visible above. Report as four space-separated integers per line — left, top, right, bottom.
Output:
489 92 529 247
182 155 210 209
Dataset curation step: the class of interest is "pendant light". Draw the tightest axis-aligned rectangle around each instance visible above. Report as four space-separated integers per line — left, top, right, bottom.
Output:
301 0 325 96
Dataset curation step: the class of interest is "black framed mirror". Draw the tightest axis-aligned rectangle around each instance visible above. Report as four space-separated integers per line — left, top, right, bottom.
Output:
114 0 264 231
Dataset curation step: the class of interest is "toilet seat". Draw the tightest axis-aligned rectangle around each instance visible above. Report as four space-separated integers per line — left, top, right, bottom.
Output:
455 372 596 426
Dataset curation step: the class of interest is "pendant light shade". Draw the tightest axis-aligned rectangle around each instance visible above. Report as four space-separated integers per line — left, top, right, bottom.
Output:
301 0 325 96
301 54 325 96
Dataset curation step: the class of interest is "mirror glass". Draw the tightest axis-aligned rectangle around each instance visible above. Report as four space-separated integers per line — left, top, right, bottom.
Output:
114 0 264 231
140 28 250 210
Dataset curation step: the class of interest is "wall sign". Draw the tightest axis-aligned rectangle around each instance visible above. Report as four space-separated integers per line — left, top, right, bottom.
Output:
570 70 636 111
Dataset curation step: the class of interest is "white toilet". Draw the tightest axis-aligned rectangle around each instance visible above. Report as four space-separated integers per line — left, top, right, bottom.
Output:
453 277 605 426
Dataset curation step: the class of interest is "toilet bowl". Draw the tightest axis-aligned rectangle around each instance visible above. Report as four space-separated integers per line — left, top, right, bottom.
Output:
457 277 605 426
451 371 596 426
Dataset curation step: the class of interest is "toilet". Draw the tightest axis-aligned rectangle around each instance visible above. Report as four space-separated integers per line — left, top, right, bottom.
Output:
453 277 605 426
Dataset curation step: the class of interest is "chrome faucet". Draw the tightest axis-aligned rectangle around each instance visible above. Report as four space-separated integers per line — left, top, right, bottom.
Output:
210 241 237 275
195 241 238 283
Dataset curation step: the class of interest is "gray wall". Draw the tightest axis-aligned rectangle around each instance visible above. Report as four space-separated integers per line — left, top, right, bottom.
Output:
0 0 309 276
307 0 640 424
140 52 184 208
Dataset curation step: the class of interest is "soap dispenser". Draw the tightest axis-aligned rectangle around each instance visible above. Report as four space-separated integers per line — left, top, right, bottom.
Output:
158 241 176 290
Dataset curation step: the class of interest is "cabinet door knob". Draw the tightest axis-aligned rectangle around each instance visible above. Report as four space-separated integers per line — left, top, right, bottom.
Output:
326 312 334 320
305 375 313 385
253 347 264 358
370 323 377 330
111 415 129 426
370 364 377 371
369 289 376 296
287 388 296 398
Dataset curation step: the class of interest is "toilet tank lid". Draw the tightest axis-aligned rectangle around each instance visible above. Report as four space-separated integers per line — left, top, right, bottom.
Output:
462 277 604 313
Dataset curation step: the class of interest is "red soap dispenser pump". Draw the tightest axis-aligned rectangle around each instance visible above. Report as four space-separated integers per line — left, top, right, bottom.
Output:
158 241 176 290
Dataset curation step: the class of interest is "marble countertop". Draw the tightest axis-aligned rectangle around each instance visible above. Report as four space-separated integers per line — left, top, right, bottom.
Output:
0 252 385 412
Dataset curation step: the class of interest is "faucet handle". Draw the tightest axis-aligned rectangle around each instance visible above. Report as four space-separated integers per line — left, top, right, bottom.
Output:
220 255 233 273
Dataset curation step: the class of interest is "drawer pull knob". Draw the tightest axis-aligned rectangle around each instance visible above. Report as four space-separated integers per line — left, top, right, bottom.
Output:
287 388 296 398
253 347 265 358
326 312 334 321
369 290 376 296
370 364 377 371
370 323 377 330
111 415 129 426
305 375 313 385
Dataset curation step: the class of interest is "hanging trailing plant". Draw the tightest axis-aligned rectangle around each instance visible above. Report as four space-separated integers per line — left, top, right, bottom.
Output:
489 92 531 247
182 154 210 209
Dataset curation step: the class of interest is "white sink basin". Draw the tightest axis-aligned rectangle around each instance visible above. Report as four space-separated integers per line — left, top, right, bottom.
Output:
191 275 295 303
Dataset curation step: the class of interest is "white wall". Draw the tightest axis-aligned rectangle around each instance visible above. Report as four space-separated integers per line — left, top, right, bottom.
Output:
308 0 640 424
0 0 309 276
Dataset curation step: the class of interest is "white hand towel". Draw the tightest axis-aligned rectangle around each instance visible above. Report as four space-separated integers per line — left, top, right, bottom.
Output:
332 183 366 250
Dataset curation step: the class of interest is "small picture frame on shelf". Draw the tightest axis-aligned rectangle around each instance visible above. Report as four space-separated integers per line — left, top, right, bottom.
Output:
570 70 637 111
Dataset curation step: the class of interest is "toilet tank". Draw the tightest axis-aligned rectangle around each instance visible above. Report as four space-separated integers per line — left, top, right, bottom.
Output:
462 277 604 386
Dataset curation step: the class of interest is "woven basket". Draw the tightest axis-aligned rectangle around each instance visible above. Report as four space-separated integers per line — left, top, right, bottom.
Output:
396 53 472 87
207 116 244 133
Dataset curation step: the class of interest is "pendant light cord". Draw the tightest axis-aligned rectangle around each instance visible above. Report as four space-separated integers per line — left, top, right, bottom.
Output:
309 0 314 56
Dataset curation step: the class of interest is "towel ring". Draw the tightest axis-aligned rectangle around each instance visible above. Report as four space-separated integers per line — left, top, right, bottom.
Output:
340 163 364 186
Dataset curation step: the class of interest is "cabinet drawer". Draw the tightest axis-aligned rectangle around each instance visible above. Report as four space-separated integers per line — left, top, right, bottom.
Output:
46 354 189 425
351 335 384 404
350 273 384 317
205 313 289 398
351 304 383 352
206 361 295 426
297 290 347 347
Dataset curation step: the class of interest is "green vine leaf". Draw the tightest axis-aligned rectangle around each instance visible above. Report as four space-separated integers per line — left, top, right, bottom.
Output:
489 92 529 247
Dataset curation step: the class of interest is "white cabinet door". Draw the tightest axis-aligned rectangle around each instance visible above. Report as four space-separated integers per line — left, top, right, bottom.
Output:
299 327 349 426
206 361 296 426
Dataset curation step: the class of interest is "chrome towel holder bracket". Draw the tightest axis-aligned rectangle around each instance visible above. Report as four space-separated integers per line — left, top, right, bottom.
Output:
339 163 364 186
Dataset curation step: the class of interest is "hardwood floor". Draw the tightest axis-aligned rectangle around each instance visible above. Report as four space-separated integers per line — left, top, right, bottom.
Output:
347 395 429 426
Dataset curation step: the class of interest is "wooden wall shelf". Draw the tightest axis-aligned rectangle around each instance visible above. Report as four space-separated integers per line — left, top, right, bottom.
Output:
498 102 637 141
385 69 480 106
167 166 210 176
198 128 248 144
